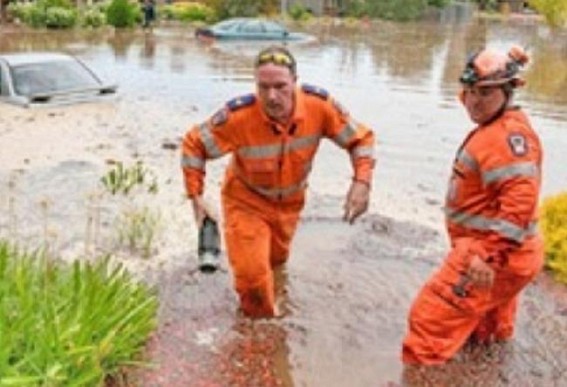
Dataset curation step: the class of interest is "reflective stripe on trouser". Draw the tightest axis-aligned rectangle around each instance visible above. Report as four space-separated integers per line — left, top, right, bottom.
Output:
402 246 542 365
222 189 301 318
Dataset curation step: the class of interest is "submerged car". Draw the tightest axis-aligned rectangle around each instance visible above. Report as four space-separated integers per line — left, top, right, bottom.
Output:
0 52 117 107
195 18 308 41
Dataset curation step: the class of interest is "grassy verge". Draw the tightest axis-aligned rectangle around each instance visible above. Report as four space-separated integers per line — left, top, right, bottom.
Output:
0 241 158 386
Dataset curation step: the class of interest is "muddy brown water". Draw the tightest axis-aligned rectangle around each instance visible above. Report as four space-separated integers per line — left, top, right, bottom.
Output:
1 18 567 386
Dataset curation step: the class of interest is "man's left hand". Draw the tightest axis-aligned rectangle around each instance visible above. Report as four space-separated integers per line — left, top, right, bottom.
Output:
343 180 370 224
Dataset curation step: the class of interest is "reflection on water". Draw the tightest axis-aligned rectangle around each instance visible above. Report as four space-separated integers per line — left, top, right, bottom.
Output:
1 21 566 115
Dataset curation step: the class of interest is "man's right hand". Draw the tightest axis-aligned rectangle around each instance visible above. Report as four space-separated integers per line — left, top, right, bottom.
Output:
191 196 216 227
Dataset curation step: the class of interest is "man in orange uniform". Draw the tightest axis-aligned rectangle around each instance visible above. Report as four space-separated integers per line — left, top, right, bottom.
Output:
181 46 376 318
402 46 544 364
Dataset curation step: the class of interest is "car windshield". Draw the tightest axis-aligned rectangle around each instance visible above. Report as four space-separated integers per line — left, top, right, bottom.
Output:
215 19 241 31
11 60 100 96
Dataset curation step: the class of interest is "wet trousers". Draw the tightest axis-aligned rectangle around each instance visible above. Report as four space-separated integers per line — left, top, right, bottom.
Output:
222 185 303 318
402 239 543 365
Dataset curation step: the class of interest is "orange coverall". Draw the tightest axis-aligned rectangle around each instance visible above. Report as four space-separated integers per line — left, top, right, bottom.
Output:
181 84 375 317
402 108 544 364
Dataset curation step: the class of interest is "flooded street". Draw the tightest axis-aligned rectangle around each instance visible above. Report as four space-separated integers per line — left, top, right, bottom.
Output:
1 17 567 386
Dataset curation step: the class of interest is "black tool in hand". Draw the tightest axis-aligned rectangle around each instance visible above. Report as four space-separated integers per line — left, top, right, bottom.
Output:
198 216 221 273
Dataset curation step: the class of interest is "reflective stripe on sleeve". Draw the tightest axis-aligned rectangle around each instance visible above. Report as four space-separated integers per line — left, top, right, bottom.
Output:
482 161 539 185
351 145 375 159
456 149 479 172
198 123 223 158
333 121 357 147
445 208 538 243
181 155 205 171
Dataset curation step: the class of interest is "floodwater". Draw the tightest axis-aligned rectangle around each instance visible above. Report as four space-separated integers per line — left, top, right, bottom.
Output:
1 16 567 386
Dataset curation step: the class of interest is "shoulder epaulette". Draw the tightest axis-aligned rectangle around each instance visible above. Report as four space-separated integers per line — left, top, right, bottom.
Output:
301 84 329 100
227 94 256 111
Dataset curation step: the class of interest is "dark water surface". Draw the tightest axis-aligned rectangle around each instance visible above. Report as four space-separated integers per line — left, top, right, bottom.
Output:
1 18 567 386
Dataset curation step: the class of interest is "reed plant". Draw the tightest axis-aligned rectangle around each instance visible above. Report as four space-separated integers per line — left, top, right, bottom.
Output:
100 161 158 197
116 206 161 259
0 242 158 385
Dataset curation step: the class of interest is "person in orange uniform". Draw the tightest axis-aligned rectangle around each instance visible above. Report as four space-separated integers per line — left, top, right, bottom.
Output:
181 46 376 318
402 45 544 364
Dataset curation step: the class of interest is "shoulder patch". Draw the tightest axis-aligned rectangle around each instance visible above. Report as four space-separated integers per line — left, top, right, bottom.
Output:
301 84 329 100
507 133 528 156
211 107 229 126
227 94 256 111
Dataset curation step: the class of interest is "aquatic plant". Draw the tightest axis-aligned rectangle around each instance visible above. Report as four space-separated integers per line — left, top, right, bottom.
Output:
0 242 158 384
540 192 567 284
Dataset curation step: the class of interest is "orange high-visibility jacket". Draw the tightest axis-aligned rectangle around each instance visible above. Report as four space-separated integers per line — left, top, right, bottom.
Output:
445 108 542 267
181 84 375 203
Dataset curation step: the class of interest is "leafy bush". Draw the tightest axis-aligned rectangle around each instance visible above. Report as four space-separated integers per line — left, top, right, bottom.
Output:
428 0 452 8
288 3 312 21
160 1 216 22
8 0 77 28
0 242 158 384
541 192 567 283
343 0 369 17
529 0 567 27
365 0 428 21
81 7 106 28
45 7 77 28
206 0 262 18
106 0 139 28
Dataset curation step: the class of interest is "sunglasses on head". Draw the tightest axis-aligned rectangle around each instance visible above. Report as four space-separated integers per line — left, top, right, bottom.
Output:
256 51 295 69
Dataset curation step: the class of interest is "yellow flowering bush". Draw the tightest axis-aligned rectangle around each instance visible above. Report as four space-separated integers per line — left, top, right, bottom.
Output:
541 192 567 284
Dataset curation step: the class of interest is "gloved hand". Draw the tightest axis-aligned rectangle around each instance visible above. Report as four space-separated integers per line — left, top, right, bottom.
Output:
343 180 370 224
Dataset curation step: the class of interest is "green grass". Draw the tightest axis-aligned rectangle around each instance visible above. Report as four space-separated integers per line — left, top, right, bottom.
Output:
0 241 158 385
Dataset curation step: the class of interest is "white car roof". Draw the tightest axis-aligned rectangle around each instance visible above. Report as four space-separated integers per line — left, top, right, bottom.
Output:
0 52 75 67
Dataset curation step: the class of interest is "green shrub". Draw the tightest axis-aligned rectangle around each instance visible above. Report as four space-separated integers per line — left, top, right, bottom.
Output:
206 0 262 19
541 192 567 283
529 0 567 27
343 0 368 17
81 7 106 28
45 7 77 28
0 242 158 383
6 2 35 24
8 0 77 28
160 1 216 22
288 3 312 21
106 0 139 28
366 0 428 21
428 0 452 8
